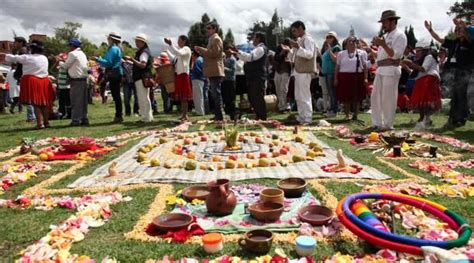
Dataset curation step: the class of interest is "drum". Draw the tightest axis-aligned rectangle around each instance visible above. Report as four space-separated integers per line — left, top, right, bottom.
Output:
264 94 277 112
157 64 175 93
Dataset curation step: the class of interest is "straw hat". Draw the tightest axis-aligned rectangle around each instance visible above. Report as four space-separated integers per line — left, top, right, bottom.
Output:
325 31 339 41
134 34 149 45
378 10 401 22
106 32 122 42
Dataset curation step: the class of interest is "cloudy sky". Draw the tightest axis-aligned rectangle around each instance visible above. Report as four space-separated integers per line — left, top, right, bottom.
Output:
0 0 458 52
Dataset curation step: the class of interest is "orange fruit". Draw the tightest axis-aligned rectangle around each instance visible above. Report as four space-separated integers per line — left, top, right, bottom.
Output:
39 153 49 161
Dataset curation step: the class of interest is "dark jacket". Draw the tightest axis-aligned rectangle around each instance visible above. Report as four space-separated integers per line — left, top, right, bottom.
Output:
132 47 152 81
243 45 268 80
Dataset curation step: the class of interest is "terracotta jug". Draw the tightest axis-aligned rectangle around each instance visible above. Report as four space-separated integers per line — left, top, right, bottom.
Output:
206 179 237 216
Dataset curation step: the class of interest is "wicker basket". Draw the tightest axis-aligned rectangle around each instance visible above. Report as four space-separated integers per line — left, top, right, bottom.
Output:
264 94 277 112
157 64 175 93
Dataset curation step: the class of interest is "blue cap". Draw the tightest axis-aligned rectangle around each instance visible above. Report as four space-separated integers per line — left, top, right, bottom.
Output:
69 38 81 47
295 235 317 248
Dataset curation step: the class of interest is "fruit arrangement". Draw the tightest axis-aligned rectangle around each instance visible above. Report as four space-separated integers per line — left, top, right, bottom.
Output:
135 131 327 171
60 137 96 152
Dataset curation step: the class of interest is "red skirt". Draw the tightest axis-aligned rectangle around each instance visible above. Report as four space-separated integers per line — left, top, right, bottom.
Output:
410 75 441 112
20 75 54 106
336 72 365 103
171 73 192 102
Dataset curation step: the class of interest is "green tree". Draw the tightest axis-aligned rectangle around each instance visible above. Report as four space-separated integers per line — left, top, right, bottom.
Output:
188 13 223 48
247 9 291 50
404 25 418 49
448 0 474 19
224 29 235 48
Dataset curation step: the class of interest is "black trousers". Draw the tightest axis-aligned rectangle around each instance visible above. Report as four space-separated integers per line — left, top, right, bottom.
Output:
221 80 236 119
247 78 267 120
57 89 71 118
449 69 471 125
10 97 23 112
108 76 122 118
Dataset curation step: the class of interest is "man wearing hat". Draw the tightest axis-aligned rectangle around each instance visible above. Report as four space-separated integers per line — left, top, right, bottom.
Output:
321 31 341 117
370 10 407 131
93 32 123 123
124 34 153 123
60 38 89 126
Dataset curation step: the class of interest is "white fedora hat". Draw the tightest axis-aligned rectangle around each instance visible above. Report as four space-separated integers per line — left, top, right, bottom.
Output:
106 32 122 42
134 33 149 44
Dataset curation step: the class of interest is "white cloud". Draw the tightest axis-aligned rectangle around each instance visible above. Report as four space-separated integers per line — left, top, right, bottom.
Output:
0 0 458 53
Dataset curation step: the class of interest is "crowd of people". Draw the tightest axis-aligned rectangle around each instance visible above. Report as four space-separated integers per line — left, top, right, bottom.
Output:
0 10 473 131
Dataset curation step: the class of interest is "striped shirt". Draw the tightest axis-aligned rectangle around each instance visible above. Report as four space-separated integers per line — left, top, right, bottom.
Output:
57 68 70 89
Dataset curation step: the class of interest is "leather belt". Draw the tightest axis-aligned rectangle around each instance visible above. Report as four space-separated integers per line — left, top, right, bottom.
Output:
377 59 401 67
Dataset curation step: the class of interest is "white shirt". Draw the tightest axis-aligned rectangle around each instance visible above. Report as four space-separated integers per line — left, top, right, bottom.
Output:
5 54 49 78
290 34 319 75
7 69 20 98
376 28 407 76
60 48 89 79
167 44 191 75
235 59 245 75
416 54 440 80
139 52 149 63
336 49 368 73
237 43 265 62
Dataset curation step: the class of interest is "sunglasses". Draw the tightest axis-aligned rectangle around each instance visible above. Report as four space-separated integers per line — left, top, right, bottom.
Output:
206 27 213 30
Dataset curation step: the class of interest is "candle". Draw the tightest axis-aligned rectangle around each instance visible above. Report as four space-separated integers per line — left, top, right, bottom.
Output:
429 146 437 158
393 145 401 157
202 233 224 254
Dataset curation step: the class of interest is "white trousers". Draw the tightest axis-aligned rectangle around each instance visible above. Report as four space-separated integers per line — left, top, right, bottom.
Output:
192 79 205 115
274 72 290 111
135 80 153 122
294 72 313 124
370 74 400 129
319 75 329 112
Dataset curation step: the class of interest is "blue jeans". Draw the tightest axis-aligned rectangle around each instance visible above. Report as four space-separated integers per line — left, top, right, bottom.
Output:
160 84 172 113
203 80 210 114
26 104 35 121
208 77 224 120
123 82 138 115
325 74 338 113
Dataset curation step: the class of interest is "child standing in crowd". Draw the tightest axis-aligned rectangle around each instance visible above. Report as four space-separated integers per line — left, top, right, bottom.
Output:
7 65 22 114
402 46 441 129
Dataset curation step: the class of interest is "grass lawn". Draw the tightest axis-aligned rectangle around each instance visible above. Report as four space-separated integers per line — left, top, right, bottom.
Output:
0 97 473 261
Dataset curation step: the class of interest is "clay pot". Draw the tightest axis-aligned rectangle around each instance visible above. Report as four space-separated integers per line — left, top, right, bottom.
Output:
206 179 237 216
277 177 307 198
152 213 193 232
260 188 284 205
298 205 333 226
248 202 284 222
238 229 274 254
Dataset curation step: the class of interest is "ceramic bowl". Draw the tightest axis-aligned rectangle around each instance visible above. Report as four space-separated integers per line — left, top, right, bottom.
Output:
248 202 284 222
277 177 307 198
259 188 284 204
298 205 333 226
152 213 193 232
181 185 210 201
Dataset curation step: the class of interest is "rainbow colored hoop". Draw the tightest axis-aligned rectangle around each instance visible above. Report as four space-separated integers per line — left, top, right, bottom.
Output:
336 192 472 255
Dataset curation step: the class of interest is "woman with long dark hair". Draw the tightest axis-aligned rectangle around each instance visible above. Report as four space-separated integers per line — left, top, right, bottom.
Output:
93 32 123 123
165 35 192 122
402 46 441 128
0 41 53 129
